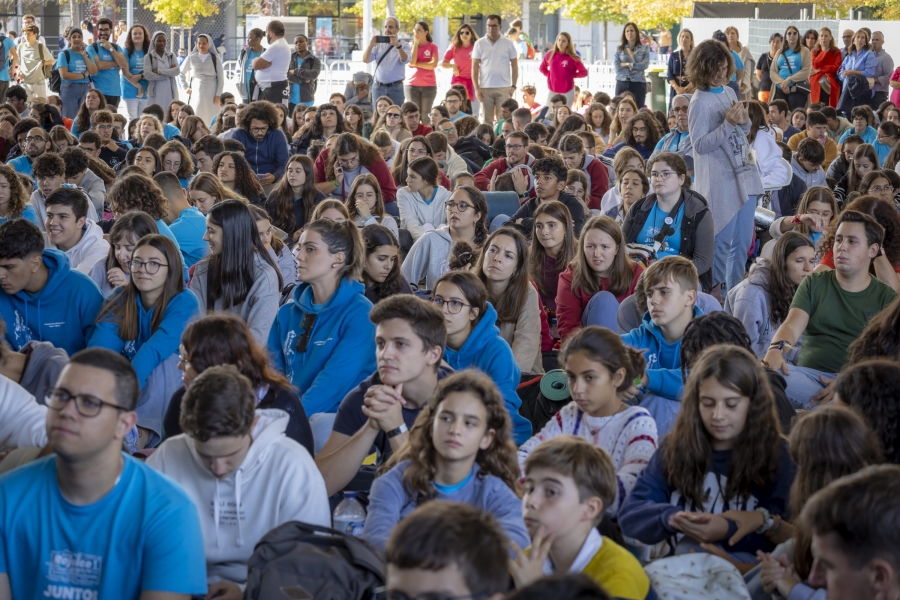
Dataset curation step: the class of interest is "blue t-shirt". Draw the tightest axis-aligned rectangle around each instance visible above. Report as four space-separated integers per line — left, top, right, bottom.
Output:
777 49 803 88
290 82 301 104
246 49 262 88
121 48 148 99
0 454 208 599
169 206 209 267
730 50 744 83
0 204 40 227
55 49 90 84
87 42 124 97
0 36 15 81
636 202 684 259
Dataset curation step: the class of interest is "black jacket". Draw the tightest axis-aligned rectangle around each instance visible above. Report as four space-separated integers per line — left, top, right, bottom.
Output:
622 188 715 290
163 383 314 456
453 135 492 166
288 51 322 103
510 191 587 237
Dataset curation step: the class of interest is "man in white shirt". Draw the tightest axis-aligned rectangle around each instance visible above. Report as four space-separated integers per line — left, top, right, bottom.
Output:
472 14 518 126
252 19 292 107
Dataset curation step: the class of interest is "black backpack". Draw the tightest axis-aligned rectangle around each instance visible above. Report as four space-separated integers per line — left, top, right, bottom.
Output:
49 49 70 93
244 522 385 600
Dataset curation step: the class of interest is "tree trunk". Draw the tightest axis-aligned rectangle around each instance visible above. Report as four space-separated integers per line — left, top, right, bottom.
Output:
603 21 608 61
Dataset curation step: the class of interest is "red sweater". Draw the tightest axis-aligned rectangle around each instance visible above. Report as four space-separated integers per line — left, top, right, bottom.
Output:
412 123 433 136
555 262 644 340
314 147 398 203
539 51 588 93
582 155 610 211
811 48 842 108
473 156 536 192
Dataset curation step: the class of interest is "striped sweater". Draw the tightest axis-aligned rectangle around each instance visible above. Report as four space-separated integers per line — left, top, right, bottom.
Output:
518 402 658 517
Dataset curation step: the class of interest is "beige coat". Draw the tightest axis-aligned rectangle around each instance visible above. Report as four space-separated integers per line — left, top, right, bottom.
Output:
497 284 545 375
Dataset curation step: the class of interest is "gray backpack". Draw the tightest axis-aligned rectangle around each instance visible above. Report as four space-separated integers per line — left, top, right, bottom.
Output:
243 522 385 600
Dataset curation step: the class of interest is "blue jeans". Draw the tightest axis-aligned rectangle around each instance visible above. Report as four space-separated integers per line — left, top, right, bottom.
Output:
781 364 836 410
582 290 620 331
639 392 681 437
309 412 338 455
490 214 510 232
60 82 90 120
373 80 405 108
713 196 756 292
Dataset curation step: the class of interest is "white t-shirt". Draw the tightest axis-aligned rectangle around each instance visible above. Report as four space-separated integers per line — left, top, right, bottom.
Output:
471 36 518 88
255 36 291 84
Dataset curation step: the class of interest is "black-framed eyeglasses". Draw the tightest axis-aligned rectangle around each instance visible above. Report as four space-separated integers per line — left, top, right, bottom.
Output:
295 313 319 352
431 297 470 314
250 126 269 134
445 201 471 213
24 136 47 144
46 388 128 418
130 259 168 274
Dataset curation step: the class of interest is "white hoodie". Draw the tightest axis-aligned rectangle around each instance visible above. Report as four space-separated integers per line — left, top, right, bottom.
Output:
396 185 451 241
147 409 330 585
0 373 48 449
46 219 111 275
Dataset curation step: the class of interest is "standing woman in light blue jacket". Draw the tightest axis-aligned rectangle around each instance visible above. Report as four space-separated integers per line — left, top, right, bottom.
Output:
837 29 878 115
144 31 181 117
614 22 650 109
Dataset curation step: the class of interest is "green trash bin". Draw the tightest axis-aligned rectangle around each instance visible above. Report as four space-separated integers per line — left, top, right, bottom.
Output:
648 68 669 113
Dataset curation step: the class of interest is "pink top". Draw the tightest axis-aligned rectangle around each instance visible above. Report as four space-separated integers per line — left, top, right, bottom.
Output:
539 51 589 93
409 42 439 86
442 44 474 80
890 66 900 107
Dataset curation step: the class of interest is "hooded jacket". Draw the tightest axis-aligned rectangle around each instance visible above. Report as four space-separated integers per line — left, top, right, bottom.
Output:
396 185 451 240
17 340 68 405
790 154 826 188
232 128 290 181
724 261 778 358
580 152 610 210
88 288 201 388
267 278 376 416
144 31 181 100
443 303 532 444
510 191 587 237
443 146 469 177
0 249 104 355
147 409 331 585
621 305 704 401
47 219 110 275
29 186 100 233
400 225 453 291
78 169 107 214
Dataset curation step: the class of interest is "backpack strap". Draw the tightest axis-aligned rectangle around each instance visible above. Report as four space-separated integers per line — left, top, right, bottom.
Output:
652 192 686 253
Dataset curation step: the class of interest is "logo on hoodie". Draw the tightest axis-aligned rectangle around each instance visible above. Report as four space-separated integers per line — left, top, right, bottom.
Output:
646 352 659 370
282 330 297 382
13 310 33 350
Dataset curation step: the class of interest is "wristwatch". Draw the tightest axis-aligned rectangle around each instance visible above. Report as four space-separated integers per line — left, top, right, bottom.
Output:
518 190 529 199
755 507 775 534
386 423 408 439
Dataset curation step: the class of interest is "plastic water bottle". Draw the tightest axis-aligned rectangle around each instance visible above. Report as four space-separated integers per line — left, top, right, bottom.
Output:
333 492 366 537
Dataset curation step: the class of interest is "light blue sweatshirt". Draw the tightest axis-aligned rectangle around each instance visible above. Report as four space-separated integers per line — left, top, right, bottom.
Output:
168 206 208 267
88 288 201 388
363 461 530 551
444 303 532 444
267 278 376 415
0 249 104 354
621 305 704 401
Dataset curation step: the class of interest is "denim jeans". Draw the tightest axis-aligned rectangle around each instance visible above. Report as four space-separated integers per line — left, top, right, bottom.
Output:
713 196 756 292
639 392 681 438
372 81 405 108
60 82 90 120
781 364 836 410
581 290 621 332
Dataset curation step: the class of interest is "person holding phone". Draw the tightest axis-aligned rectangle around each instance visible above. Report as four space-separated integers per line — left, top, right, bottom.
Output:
363 17 410 108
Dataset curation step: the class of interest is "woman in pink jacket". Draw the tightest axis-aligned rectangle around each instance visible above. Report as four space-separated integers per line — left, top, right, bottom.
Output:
539 32 588 106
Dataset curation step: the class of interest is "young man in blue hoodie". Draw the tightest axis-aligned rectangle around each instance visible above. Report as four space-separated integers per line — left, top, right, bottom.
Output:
622 255 700 437
0 219 104 355
230 101 289 191
316 295 451 497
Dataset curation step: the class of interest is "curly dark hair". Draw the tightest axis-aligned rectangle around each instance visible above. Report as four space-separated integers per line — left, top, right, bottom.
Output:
212 150 264 201
0 164 30 219
664 345 784 507
60 147 117 185
819 195 900 267
158 140 195 180
686 39 735 90
297 102 347 142
106 173 169 220
237 100 281 132
680 312 754 377
847 297 900 364
834 359 900 464
380 370 520 503
31 153 65 179
624 111 662 150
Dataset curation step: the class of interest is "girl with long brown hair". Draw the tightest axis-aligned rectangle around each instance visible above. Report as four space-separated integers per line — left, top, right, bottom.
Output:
619 345 795 561
0 164 39 226
540 32 587 107
265 154 324 241
475 227 544 374
316 132 398 206
345 172 398 238
213 150 265 206
364 369 528 551
88 233 200 446
187 172 247 215
834 142 878 205
556 215 643 340
529 200 576 312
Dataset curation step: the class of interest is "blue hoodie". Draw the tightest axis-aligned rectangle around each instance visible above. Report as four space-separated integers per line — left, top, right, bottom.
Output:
0 250 104 354
618 439 795 557
88 289 201 388
231 128 290 180
621 305 703 401
444 303 531 444
267 278 376 415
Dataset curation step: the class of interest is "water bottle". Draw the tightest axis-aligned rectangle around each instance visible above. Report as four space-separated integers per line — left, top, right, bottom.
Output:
333 492 366 537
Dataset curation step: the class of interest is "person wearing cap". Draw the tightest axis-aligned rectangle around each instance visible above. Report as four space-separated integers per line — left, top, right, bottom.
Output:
346 72 373 115
288 34 321 114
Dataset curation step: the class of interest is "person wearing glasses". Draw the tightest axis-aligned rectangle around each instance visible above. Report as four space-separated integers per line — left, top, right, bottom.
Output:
268 218 376 452
442 25 479 116
473 130 536 192
443 89 469 123
770 26 812 111
314 132 399 209
651 94 693 172
43 188 109 276
7 126 50 177
88 233 199 447
85 18 127 110
231 101 289 194
89 109 128 170
0 347 208 598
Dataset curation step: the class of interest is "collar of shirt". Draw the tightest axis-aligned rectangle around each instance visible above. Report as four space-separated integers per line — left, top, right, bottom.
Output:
542 529 603 576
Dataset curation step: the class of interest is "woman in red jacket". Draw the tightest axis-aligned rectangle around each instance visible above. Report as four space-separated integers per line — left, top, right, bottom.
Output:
557 132 609 211
539 32 588 107
555 215 643 340
810 27 842 108
314 132 399 213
